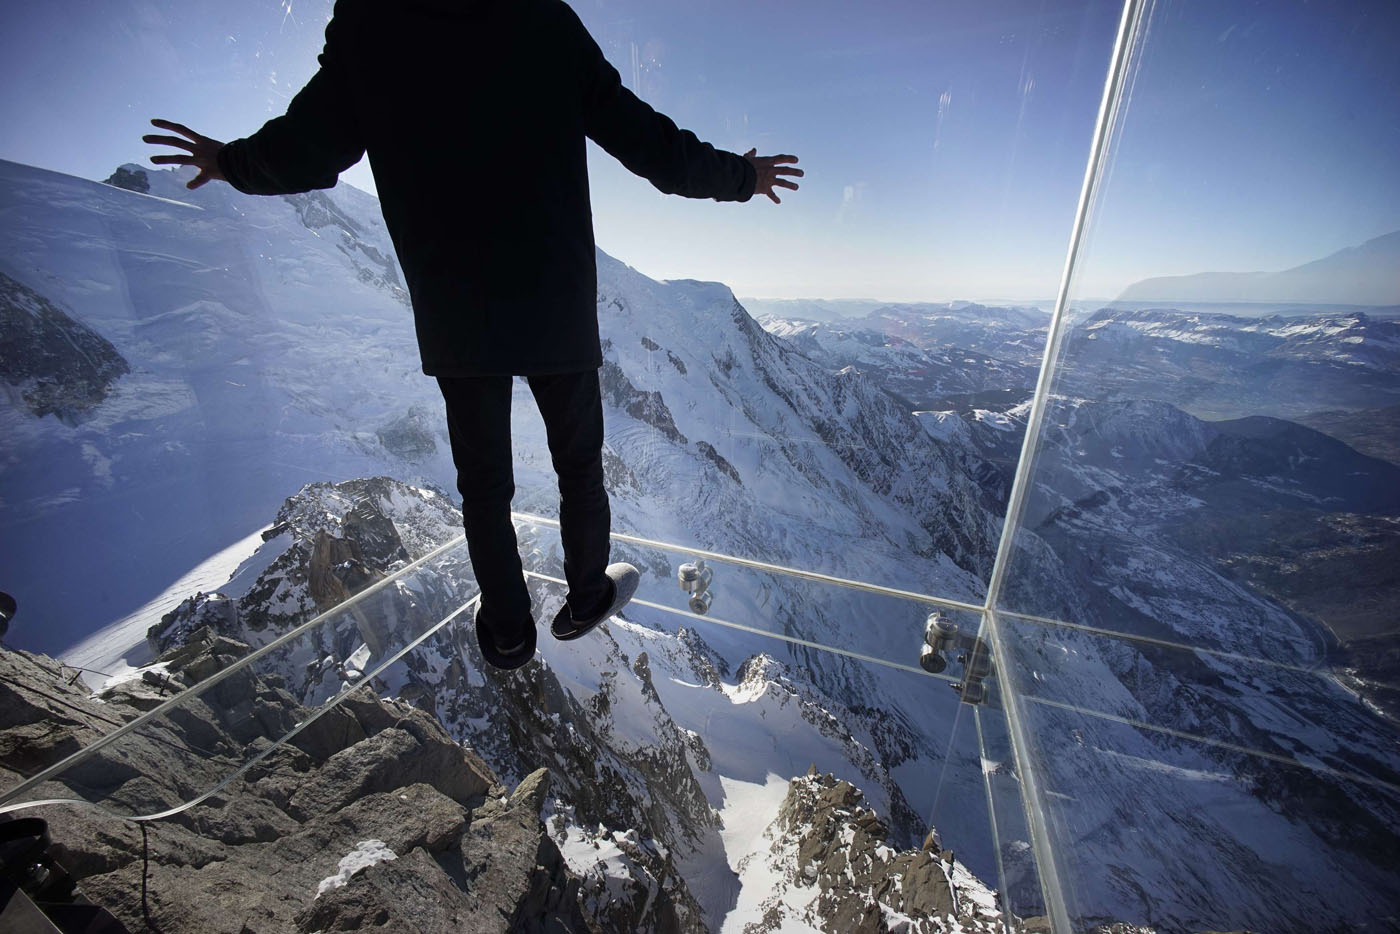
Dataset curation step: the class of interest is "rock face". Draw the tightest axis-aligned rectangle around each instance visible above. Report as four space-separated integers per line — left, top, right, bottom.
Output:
1 474 1174 933
421 603 719 934
739 768 1010 933
284 188 409 306
147 476 461 652
731 655 925 844
132 478 720 932
0 270 130 421
0 643 592 934
102 166 150 193
600 353 689 445
375 405 439 462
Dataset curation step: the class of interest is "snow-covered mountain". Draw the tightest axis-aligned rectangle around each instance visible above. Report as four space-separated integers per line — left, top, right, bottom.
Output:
1059 307 1400 420
4 155 1399 931
0 157 997 655
740 297 889 324
0 159 448 653
758 314 1040 410
760 301 1400 424
107 474 1007 932
0 158 1013 929
920 397 1400 929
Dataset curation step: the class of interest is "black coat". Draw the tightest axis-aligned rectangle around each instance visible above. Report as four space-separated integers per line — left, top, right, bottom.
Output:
218 0 756 376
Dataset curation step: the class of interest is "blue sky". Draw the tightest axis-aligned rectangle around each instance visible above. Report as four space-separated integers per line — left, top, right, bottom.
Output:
2 0 1396 301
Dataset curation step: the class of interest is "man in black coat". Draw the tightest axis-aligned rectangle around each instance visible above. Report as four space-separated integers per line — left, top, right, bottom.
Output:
145 0 801 669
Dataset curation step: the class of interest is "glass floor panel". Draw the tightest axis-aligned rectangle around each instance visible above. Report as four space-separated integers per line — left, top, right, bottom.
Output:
994 611 1400 798
514 511 985 678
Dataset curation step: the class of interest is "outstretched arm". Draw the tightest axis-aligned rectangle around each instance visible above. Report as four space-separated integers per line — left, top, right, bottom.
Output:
571 8 801 204
146 7 364 196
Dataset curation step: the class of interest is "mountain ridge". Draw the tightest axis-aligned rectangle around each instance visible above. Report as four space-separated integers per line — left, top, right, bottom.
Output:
1118 229 1400 306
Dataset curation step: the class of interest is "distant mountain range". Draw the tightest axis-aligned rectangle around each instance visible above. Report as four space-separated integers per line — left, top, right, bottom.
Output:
1119 230 1400 306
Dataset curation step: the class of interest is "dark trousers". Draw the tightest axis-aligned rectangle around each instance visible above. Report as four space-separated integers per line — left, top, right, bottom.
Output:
437 371 612 644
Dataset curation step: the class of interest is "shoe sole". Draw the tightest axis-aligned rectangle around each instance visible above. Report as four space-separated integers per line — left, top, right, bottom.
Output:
475 603 537 670
551 563 640 641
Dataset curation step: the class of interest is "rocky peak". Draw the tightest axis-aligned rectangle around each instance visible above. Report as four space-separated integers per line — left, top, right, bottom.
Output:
307 529 388 613
147 476 458 653
419 619 720 933
743 768 1011 933
728 654 925 847
102 165 150 193
267 476 455 561
676 626 730 684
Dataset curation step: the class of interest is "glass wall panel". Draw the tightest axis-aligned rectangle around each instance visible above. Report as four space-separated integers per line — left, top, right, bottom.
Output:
992 0 1400 930
1 0 1118 723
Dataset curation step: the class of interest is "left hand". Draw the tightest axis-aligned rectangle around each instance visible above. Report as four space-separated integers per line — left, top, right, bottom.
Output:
143 119 227 189
743 149 802 204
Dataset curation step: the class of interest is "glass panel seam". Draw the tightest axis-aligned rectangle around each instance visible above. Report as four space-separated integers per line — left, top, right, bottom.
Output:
1022 694 1400 797
977 0 1152 930
520 568 963 682
974 705 1016 934
1000 608 1331 679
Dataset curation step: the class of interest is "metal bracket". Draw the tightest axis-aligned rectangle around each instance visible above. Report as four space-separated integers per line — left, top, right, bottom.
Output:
920 612 995 705
677 560 714 615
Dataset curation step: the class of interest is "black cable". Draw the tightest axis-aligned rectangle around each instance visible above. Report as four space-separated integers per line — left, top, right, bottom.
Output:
138 821 161 933
1 639 129 692
2 676 130 731
60 663 128 686
3 656 425 934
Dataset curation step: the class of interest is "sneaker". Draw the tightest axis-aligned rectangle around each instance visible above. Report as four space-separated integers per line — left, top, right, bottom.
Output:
474 603 537 670
550 563 640 641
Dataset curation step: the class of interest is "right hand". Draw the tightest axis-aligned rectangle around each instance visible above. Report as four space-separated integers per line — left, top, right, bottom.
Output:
744 150 802 204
